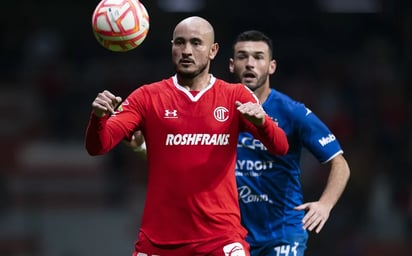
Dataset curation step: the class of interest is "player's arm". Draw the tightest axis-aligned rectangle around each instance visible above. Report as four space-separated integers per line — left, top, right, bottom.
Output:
295 153 350 233
85 90 128 155
292 105 350 233
91 90 123 117
236 100 288 156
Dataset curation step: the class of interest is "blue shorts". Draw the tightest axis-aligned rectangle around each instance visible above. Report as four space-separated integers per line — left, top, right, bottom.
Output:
249 235 308 256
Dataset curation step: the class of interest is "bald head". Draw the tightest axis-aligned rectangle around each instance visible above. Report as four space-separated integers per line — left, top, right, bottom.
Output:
171 16 219 83
173 16 215 44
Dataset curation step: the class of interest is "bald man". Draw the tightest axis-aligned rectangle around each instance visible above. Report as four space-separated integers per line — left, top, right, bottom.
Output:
85 16 289 256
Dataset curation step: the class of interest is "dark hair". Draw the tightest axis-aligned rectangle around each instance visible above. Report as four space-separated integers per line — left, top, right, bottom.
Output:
233 30 274 58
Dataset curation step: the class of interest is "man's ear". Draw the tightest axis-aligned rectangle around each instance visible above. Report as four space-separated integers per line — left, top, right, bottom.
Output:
269 59 277 75
229 58 235 73
209 42 219 60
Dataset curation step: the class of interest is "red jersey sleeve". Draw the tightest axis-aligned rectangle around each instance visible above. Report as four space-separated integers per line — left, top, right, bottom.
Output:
85 88 145 155
236 85 289 156
85 113 126 155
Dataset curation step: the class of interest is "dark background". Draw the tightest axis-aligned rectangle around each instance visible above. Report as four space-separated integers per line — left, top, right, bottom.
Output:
1 0 411 255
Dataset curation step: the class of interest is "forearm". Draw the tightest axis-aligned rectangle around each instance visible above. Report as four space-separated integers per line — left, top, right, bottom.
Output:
255 115 289 156
319 154 350 210
85 113 123 155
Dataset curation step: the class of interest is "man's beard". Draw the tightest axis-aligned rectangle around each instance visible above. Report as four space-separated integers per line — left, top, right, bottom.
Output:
243 74 268 91
176 62 208 79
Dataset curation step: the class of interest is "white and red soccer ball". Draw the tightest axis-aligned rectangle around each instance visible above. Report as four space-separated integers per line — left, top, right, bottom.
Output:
92 0 149 52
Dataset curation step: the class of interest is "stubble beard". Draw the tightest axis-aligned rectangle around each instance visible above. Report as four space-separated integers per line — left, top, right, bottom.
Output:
242 73 268 92
176 62 209 79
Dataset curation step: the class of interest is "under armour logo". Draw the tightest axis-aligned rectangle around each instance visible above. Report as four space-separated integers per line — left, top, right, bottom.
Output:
164 109 178 118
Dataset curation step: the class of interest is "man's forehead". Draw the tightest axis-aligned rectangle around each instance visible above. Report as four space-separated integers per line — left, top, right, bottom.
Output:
173 22 213 41
173 32 203 40
235 41 269 52
174 28 210 40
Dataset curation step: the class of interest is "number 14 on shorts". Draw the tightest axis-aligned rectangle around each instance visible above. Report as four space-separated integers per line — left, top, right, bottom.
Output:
274 242 299 256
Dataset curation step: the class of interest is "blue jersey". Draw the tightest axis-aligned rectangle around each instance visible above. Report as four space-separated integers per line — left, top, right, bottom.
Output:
236 89 343 247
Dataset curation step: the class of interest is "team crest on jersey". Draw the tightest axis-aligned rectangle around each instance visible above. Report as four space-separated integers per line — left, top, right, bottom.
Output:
214 106 229 122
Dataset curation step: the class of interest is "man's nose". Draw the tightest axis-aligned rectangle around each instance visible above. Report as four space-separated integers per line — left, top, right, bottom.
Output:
246 57 255 67
181 42 193 54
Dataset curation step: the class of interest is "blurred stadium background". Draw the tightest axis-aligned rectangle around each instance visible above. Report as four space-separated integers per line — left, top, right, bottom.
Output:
1 0 410 255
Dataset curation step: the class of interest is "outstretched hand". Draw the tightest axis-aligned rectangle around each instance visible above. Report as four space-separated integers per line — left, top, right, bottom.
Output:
294 201 331 233
235 101 266 126
91 90 122 117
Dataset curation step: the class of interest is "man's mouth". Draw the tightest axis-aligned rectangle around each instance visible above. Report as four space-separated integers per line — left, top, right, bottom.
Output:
179 59 194 64
243 72 256 79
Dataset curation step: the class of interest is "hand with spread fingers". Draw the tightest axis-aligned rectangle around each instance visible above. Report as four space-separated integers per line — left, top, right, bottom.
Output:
295 201 330 234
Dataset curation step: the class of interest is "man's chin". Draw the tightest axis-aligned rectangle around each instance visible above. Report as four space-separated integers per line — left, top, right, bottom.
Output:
177 70 197 79
242 80 255 86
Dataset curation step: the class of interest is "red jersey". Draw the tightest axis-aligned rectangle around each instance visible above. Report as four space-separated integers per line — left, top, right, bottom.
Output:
85 75 288 244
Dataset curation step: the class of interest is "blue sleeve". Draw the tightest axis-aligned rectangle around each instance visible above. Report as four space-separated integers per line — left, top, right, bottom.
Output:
293 104 343 163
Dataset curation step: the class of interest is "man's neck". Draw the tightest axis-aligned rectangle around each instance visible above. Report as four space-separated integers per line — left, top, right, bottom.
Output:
254 85 271 104
178 74 211 91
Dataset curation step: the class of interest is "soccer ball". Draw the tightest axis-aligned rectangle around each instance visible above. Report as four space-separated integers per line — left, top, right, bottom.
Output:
92 0 150 52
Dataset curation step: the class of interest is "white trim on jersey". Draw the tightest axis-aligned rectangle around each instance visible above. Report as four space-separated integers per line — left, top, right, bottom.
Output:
172 74 216 102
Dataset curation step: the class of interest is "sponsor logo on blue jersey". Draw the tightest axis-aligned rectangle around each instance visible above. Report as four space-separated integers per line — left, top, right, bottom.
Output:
238 137 267 150
318 134 336 146
238 185 273 204
236 160 275 171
